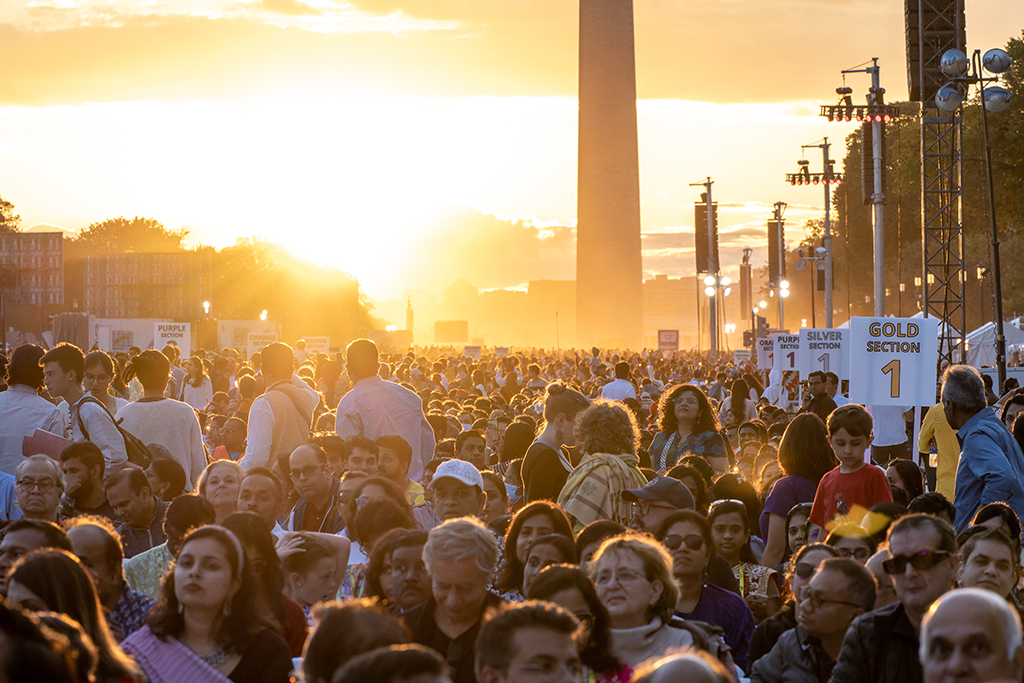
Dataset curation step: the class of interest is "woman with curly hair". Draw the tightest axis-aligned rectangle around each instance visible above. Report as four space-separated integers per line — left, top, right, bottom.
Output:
650 384 729 474
557 400 648 532
758 414 838 568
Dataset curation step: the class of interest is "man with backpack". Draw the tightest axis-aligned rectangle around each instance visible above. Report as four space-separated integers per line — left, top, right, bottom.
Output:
40 343 127 476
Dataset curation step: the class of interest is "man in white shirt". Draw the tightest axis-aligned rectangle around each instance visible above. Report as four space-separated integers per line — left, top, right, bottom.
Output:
335 339 435 482
240 342 319 472
0 344 64 476
39 343 127 475
600 361 637 402
867 403 912 465
826 372 851 406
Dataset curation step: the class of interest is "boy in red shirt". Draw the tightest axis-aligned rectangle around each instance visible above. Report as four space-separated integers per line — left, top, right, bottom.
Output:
809 404 893 534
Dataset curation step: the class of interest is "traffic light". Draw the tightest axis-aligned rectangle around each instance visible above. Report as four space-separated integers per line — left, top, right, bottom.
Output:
743 330 754 348
757 315 769 333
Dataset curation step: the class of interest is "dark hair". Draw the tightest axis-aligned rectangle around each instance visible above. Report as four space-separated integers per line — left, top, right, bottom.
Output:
680 456 716 489
1000 395 1024 424
6 343 46 389
124 350 171 390
363 528 429 603
864 501 909 545
656 509 714 569
304 599 410 683
710 472 762 525
575 520 626 563
375 434 412 466
148 525 280 652
481 471 509 503
83 350 115 377
347 435 379 459
162 494 216 549
9 550 140 680
542 381 590 423
827 404 873 438
817 557 877 611
106 467 150 496
345 476 414 531
353 498 418 548
658 384 721 435
887 513 958 554
475 601 579 676
148 458 187 501
1 519 72 553
497 501 574 593
59 441 105 479
707 500 757 564
500 422 535 464
525 534 576 568
787 542 839 582
825 523 879 555
38 343 85 384
906 492 956 524
738 420 768 444
777 414 838 484
0 600 77 683
667 464 710 514
346 339 380 378
331 644 446 683
972 502 1022 542
35 612 97 683
888 459 925 500
221 511 287 626
526 563 623 671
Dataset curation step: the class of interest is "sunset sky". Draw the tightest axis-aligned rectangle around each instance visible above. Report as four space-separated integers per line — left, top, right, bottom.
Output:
0 0 1021 301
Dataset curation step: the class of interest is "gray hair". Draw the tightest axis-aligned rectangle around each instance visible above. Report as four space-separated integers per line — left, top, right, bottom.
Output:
16 454 65 491
423 517 499 576
920 588 1023 662
940 365 987 414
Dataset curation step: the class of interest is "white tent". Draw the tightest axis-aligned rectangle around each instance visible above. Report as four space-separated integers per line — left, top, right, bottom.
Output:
966 321 1024 368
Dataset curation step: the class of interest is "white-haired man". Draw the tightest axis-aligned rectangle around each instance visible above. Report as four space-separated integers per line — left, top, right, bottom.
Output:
920 587 1024 683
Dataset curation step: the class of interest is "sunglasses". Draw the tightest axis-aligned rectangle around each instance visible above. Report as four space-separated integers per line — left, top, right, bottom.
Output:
663 534 705 552
882 550 952 575
794 562 818 580
710 499 745 510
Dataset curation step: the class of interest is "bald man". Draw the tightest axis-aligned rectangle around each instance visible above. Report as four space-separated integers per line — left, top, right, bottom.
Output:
920 588 1024 683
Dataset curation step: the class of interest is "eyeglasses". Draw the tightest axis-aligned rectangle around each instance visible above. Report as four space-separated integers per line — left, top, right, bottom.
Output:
800 587 862 610
16 479 59 493
631 501 675 517
836 546 872 562
594 569 648 587
663 534 705 552
290 465 324 482
506 661 585 681
675 397 700 407
882 550 952 575
83 373 111 383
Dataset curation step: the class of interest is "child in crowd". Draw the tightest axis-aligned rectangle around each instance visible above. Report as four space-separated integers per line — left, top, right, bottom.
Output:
809 404 893 535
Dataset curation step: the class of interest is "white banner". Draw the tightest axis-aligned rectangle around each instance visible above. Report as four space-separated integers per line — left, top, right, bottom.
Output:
463 345 482 360
247 332 279 359
155 323 191 358
799 328 850 380
772 334 801 374
303 336 330 356
756 337 774 368
849 317 939 406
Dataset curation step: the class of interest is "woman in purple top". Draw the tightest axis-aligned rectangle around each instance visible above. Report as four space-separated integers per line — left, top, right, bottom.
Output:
658 509 755 671
758 414 838 568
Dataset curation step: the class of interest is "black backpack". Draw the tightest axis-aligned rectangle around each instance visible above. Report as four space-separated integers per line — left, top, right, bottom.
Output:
76 396 154 468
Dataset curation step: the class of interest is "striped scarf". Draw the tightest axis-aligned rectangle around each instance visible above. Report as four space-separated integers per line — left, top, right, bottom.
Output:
557 452 647 531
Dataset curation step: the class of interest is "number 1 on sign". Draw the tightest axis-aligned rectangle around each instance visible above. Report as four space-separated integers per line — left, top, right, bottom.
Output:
786 351 796 368
817 353 830 373
881 359 901 398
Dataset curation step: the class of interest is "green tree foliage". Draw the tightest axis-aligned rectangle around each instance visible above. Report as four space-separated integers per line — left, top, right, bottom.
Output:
70 216 188 254
0 195 21 233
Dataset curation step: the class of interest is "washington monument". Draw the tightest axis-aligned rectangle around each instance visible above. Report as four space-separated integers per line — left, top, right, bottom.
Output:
576 0 644 349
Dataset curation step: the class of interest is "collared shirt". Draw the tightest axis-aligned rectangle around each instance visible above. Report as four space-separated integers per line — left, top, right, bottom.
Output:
70 395 128 475
0 472 22 521
124 542 174 598
335 376 435 482
0 384 65 476
953 407 1024 532
108 586 155 641
601 378 637 402
117 497 169 559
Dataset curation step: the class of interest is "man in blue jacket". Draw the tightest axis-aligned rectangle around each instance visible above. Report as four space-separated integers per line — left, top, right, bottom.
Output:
941 364 1024 532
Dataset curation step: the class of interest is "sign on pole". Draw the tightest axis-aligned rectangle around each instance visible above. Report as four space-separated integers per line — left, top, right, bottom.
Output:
799 328 850 380
494 347 510 358
756 338 774 368
247 333 279 360
849 317 939 406
772 334 801 374
463 345 482 360
658 330 679 351
733 349 751 365
303 336 330 356
155 323 191 358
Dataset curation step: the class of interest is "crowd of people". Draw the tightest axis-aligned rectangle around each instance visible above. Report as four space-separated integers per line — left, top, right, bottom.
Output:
0 338 1023 683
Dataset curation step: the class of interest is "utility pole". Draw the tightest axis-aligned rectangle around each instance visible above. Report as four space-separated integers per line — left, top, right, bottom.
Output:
822 138 835 328
691 177 717 355
774 201 787 330
869 60 885 317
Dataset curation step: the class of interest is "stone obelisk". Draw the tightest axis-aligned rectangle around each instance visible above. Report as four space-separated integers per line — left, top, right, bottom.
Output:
575 0 644 349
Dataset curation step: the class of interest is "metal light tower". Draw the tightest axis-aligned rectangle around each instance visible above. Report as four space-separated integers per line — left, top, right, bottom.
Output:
786 141 840 328
691 177 719 355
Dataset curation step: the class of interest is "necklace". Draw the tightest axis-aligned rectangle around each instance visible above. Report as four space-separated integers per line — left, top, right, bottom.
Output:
195 646 229 668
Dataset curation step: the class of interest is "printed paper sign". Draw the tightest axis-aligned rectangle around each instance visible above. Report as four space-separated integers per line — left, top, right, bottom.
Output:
303 336 330 356
658 330 679 351
799 328 849 380
494 347 510 358
463 345 482 360
155 323 191 358
756 338 774 368
772 334 801 374
247 333 279 359
849 317 939 406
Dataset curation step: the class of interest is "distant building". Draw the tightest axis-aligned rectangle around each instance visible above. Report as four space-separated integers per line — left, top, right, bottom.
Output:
0 232 64 306
85 252 208 319
643 274 699 350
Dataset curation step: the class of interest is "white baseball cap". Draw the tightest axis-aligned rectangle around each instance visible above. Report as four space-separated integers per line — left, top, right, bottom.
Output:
430 459 484 489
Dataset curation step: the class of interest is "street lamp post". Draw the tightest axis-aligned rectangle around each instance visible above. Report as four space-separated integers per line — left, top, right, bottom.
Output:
935 47 1014 388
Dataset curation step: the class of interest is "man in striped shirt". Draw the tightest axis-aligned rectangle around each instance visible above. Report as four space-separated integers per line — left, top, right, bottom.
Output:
335 339 435 482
